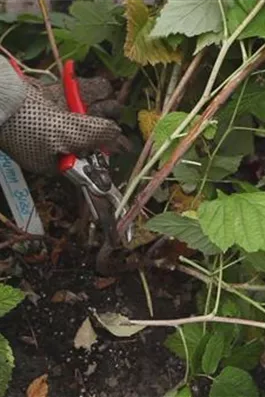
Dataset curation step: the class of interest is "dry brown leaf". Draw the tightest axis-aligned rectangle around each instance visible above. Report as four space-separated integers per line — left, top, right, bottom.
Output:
124 0 182 66
93 277 117 290
26 374 48 397
169 184 203 213
138 109 160 141
51 290 81 304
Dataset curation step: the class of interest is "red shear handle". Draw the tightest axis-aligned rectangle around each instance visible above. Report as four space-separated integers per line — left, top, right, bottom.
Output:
63 60 87 115
8 57 24 78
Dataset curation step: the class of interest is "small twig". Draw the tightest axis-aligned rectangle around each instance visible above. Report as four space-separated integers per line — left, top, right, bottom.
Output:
125 314 265 330
117 47 265 235
128 132 154 184
0 212 29 236
128 52 205 187
38 0 63 78
139 269 154 317
163 64 181 112
0 234 45 250
0 45 57 81
117 72 138 105
162 50 206 115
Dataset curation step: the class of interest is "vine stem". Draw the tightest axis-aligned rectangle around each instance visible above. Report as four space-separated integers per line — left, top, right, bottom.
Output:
0 44 57 81
117 46 265 235
125 315 265 330
116 0 265 229
127 50 205 186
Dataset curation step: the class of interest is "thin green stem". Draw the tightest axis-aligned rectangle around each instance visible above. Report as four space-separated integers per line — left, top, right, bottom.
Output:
218 0 228 40
212 256 245 275
211 43 265 98
177 263 265 316
203 0 265 98
194 78 248 201
0 24 18 44
240 40 248 62
179 256 210 276
213 254 223 314
178 326 190 383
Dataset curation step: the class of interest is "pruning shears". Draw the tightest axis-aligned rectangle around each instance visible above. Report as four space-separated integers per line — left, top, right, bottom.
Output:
8 56 132 253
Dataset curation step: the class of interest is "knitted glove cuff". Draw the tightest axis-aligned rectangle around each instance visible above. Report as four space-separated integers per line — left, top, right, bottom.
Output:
0 55 27 126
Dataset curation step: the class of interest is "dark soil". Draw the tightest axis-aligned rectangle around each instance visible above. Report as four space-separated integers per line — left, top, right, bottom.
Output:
2 246 196 397
0 177 200 397
2 177 265 397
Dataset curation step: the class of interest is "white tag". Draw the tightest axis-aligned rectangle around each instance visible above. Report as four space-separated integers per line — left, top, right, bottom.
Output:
0 151 44 235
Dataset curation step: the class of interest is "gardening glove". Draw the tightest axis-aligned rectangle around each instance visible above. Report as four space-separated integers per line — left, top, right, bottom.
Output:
0 55 129 175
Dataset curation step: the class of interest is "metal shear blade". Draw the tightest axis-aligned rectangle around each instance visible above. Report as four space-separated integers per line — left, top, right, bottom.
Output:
62 152 132 244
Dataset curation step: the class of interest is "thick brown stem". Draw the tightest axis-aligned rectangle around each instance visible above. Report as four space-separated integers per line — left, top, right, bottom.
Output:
118 48 265 235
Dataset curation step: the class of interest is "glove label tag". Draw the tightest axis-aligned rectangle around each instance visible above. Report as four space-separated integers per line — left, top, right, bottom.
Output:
0 151 44 235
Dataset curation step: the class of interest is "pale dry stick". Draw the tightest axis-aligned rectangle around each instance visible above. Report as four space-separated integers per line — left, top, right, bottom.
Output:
117 47 265 235
162 63 181 112
125 314 265 330
0 44 57 81
162 50 206 115
38 0 63 78
177 263 265 315
116 0 265 223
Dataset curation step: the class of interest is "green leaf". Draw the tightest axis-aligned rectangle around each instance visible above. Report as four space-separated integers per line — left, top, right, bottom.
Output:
165 324 204 360
0 12 17 23
209 366 259 397
0 333 14 397
220 80 265 122
166 34 184 50
21 35 48 61
202 155 243 180
173 163 201 191
194 31 223 54
69 0 118 47
222 340 263 371
198 192 265 252
192 332 211 374
0 284 24 318
146 212 221 255
151 0 222 38
93 44 138 78
163 386 191 397
227 0 265 39
202 331 225 375
244 251 265 272
154 112 216 164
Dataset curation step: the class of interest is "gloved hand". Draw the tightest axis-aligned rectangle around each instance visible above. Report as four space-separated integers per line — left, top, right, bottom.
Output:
0 56 129 175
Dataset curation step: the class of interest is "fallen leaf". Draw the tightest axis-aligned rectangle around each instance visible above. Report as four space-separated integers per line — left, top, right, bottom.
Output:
26 374 48 397
74 318 98 350
94 277 117 290
20 280 40 306
51 290 88 304
94 312 146 337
